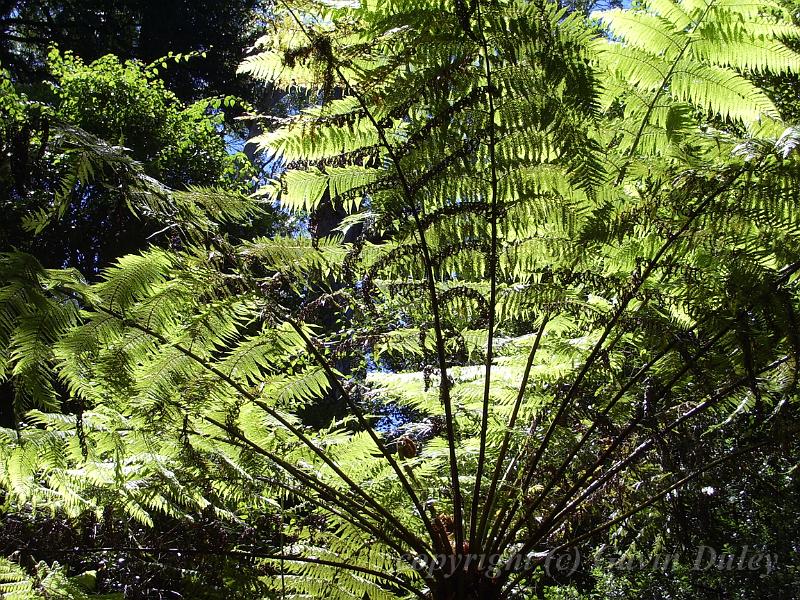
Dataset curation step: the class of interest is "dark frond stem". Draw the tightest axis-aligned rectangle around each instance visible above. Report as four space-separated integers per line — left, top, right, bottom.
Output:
361 94 468 554
280 470 285 600
495 354 789 587
778 259 800 283
499 442 769 598
476 315 549 552
493 324 729 556
469 0 501 554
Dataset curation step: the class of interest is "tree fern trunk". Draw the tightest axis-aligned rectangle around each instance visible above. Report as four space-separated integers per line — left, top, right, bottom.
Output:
432 570 502 600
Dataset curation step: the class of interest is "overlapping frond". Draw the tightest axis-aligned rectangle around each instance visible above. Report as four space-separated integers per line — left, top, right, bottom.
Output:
593 0 800 160
1 0 799 598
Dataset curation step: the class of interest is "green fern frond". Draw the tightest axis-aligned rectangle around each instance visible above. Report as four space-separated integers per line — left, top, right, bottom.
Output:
240 235 348 279
95 250 174 313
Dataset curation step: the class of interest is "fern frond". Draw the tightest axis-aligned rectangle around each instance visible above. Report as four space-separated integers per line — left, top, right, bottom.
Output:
95 250 174 313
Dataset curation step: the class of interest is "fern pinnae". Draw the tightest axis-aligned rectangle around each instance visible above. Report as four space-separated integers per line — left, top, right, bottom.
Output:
96 302 430 553
602 1 716 181
201 413 421 560
96 249 174 314
488 167 747 553
284 315 442 549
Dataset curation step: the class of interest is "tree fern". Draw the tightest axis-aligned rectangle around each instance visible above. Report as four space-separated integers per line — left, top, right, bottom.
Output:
1 0 799 599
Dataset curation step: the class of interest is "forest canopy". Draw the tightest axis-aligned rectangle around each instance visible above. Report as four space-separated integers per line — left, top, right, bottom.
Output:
1 0 799 599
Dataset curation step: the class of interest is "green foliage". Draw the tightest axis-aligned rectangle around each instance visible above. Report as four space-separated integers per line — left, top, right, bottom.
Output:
1 0 800 598
49 50 251 189
0 556 122 599
0 51 261 274
0 253 82 413
592 0 800 158
0 0 265 101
